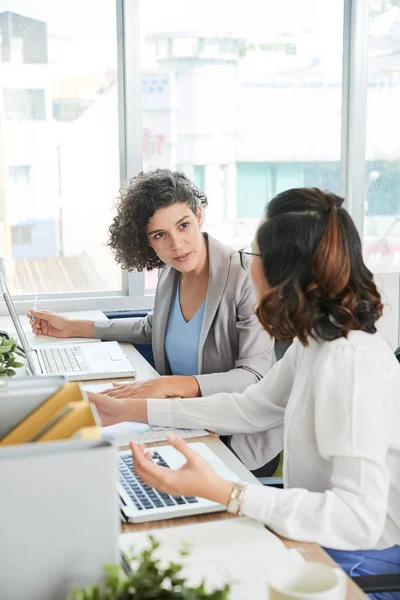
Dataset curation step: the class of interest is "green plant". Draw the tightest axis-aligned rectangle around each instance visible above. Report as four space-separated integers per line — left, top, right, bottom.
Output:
0 333 25 376
68 536 231 600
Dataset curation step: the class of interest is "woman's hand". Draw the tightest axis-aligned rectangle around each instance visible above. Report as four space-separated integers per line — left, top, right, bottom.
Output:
27 310 73 338
87 391 148 426
26 310 94 339
102 378 170 399
131 433 234 504
102 375 200 399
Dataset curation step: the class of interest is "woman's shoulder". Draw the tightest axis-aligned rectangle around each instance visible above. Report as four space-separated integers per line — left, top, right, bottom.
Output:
314 330 399 376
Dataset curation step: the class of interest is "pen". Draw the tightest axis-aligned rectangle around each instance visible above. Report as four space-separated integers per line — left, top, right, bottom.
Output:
30 296 40 321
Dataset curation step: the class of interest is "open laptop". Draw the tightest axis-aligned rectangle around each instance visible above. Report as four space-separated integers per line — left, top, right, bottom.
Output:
118 442 241 523
0 274 136 381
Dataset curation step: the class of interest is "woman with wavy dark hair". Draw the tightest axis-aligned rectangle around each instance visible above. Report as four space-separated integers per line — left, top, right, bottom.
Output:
29 169 278 473
90 187 400 592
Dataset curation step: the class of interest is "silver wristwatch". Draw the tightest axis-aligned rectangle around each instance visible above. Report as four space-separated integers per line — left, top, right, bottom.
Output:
226 482 247 515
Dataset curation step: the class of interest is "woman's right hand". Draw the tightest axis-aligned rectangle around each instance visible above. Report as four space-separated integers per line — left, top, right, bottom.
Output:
27 310 75 338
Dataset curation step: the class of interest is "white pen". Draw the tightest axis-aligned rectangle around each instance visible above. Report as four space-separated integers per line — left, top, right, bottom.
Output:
30 296 40 321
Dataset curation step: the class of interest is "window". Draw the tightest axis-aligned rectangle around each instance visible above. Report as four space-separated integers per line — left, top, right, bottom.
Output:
12 224 32 246
0 1 398 312
9 165 31 186
237 162 341 218
0 1 121 296
364 0 400 273
140 0 344 260
3 88 46 120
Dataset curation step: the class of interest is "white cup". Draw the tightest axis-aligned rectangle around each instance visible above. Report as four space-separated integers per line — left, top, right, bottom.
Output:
268 561 347 600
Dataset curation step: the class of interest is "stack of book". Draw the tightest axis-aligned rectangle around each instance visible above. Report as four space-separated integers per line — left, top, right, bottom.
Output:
0 376 100 446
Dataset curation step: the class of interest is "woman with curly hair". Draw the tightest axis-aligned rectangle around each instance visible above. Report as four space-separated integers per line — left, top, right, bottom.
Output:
29 169 279 474
90 187 400 593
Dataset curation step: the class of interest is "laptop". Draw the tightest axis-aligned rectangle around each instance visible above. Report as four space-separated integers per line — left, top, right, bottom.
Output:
0 274 136 381
118 441 241 523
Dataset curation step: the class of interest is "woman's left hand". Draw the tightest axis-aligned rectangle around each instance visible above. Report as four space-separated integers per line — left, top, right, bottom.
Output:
102 378 169 399
131 433 234 504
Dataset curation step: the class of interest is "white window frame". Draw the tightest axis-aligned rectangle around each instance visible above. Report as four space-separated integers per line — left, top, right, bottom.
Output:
0 0 380 317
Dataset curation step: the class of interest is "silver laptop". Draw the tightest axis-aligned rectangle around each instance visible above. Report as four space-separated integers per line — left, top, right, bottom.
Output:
118 442 241 523
0 274 136 381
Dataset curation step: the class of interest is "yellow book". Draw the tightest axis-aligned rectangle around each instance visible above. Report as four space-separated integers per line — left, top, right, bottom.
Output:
37 401 98 442
74 426 102 441
0 382 84 446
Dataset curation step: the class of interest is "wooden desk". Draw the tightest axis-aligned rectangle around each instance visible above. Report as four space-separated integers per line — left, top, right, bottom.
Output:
119 433 366 600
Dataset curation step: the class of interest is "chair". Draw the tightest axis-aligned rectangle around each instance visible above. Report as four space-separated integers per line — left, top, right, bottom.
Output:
350 574 400 593
395 346 400 363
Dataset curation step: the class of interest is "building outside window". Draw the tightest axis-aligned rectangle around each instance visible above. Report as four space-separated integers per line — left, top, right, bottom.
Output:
0 2 121 295
0 0 399 307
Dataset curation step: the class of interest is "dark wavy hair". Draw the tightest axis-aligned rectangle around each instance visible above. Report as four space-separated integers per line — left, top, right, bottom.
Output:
108 169 208 271
255 188 383 345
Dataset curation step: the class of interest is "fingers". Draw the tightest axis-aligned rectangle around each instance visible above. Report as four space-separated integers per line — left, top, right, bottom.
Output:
29 309 53 320
166 433 199 462
104 388 132 398
31 323 43 335
102 388 122 397
130 442 169 490
87 390 115 404
87 391 111 410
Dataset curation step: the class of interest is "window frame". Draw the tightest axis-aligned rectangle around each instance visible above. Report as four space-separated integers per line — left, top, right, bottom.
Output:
0 0 384 318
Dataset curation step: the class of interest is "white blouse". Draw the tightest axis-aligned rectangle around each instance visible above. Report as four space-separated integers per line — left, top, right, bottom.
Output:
147 330 400 551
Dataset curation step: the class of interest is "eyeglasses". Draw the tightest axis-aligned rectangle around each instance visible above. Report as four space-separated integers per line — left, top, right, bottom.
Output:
238 246 261 270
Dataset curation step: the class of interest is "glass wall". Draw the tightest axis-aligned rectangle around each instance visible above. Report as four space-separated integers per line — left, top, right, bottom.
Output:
0 0 121 294
364 0 400 273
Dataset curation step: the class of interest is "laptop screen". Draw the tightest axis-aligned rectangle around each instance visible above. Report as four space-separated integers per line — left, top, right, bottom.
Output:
0 273 36 375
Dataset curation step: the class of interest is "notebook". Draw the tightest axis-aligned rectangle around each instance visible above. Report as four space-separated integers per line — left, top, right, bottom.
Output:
118 441 240 523
0 273 136 381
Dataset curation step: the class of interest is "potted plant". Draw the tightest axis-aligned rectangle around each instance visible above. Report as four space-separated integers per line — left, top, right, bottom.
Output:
69 536 231 599
0 332 25 376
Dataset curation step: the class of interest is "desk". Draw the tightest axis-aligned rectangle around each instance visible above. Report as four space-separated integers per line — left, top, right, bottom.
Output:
6 310 366 599
111 342 365 600
120 434 366 600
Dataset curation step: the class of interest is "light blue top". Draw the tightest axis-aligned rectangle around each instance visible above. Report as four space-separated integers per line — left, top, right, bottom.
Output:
164 278 205 376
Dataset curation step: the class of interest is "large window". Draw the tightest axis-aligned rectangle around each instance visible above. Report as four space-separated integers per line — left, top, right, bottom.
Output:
139 0 343 289
0 0 399 311
364 0 400 273
0 1 121 295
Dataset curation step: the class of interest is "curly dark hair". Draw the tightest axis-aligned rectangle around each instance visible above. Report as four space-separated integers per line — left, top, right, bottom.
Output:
255 187 383 346
108 169 208 271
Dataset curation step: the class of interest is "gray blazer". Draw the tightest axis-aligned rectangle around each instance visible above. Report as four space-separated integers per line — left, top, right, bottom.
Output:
94 234 283 469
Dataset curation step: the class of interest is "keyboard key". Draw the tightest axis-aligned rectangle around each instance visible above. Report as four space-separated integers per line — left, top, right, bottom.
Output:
173 496 187 505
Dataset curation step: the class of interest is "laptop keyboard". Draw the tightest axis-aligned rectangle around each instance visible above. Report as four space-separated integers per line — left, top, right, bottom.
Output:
118 452 199 511
40 346 89 373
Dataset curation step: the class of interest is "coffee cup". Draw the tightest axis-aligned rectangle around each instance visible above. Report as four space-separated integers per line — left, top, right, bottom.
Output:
268 561 347 600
